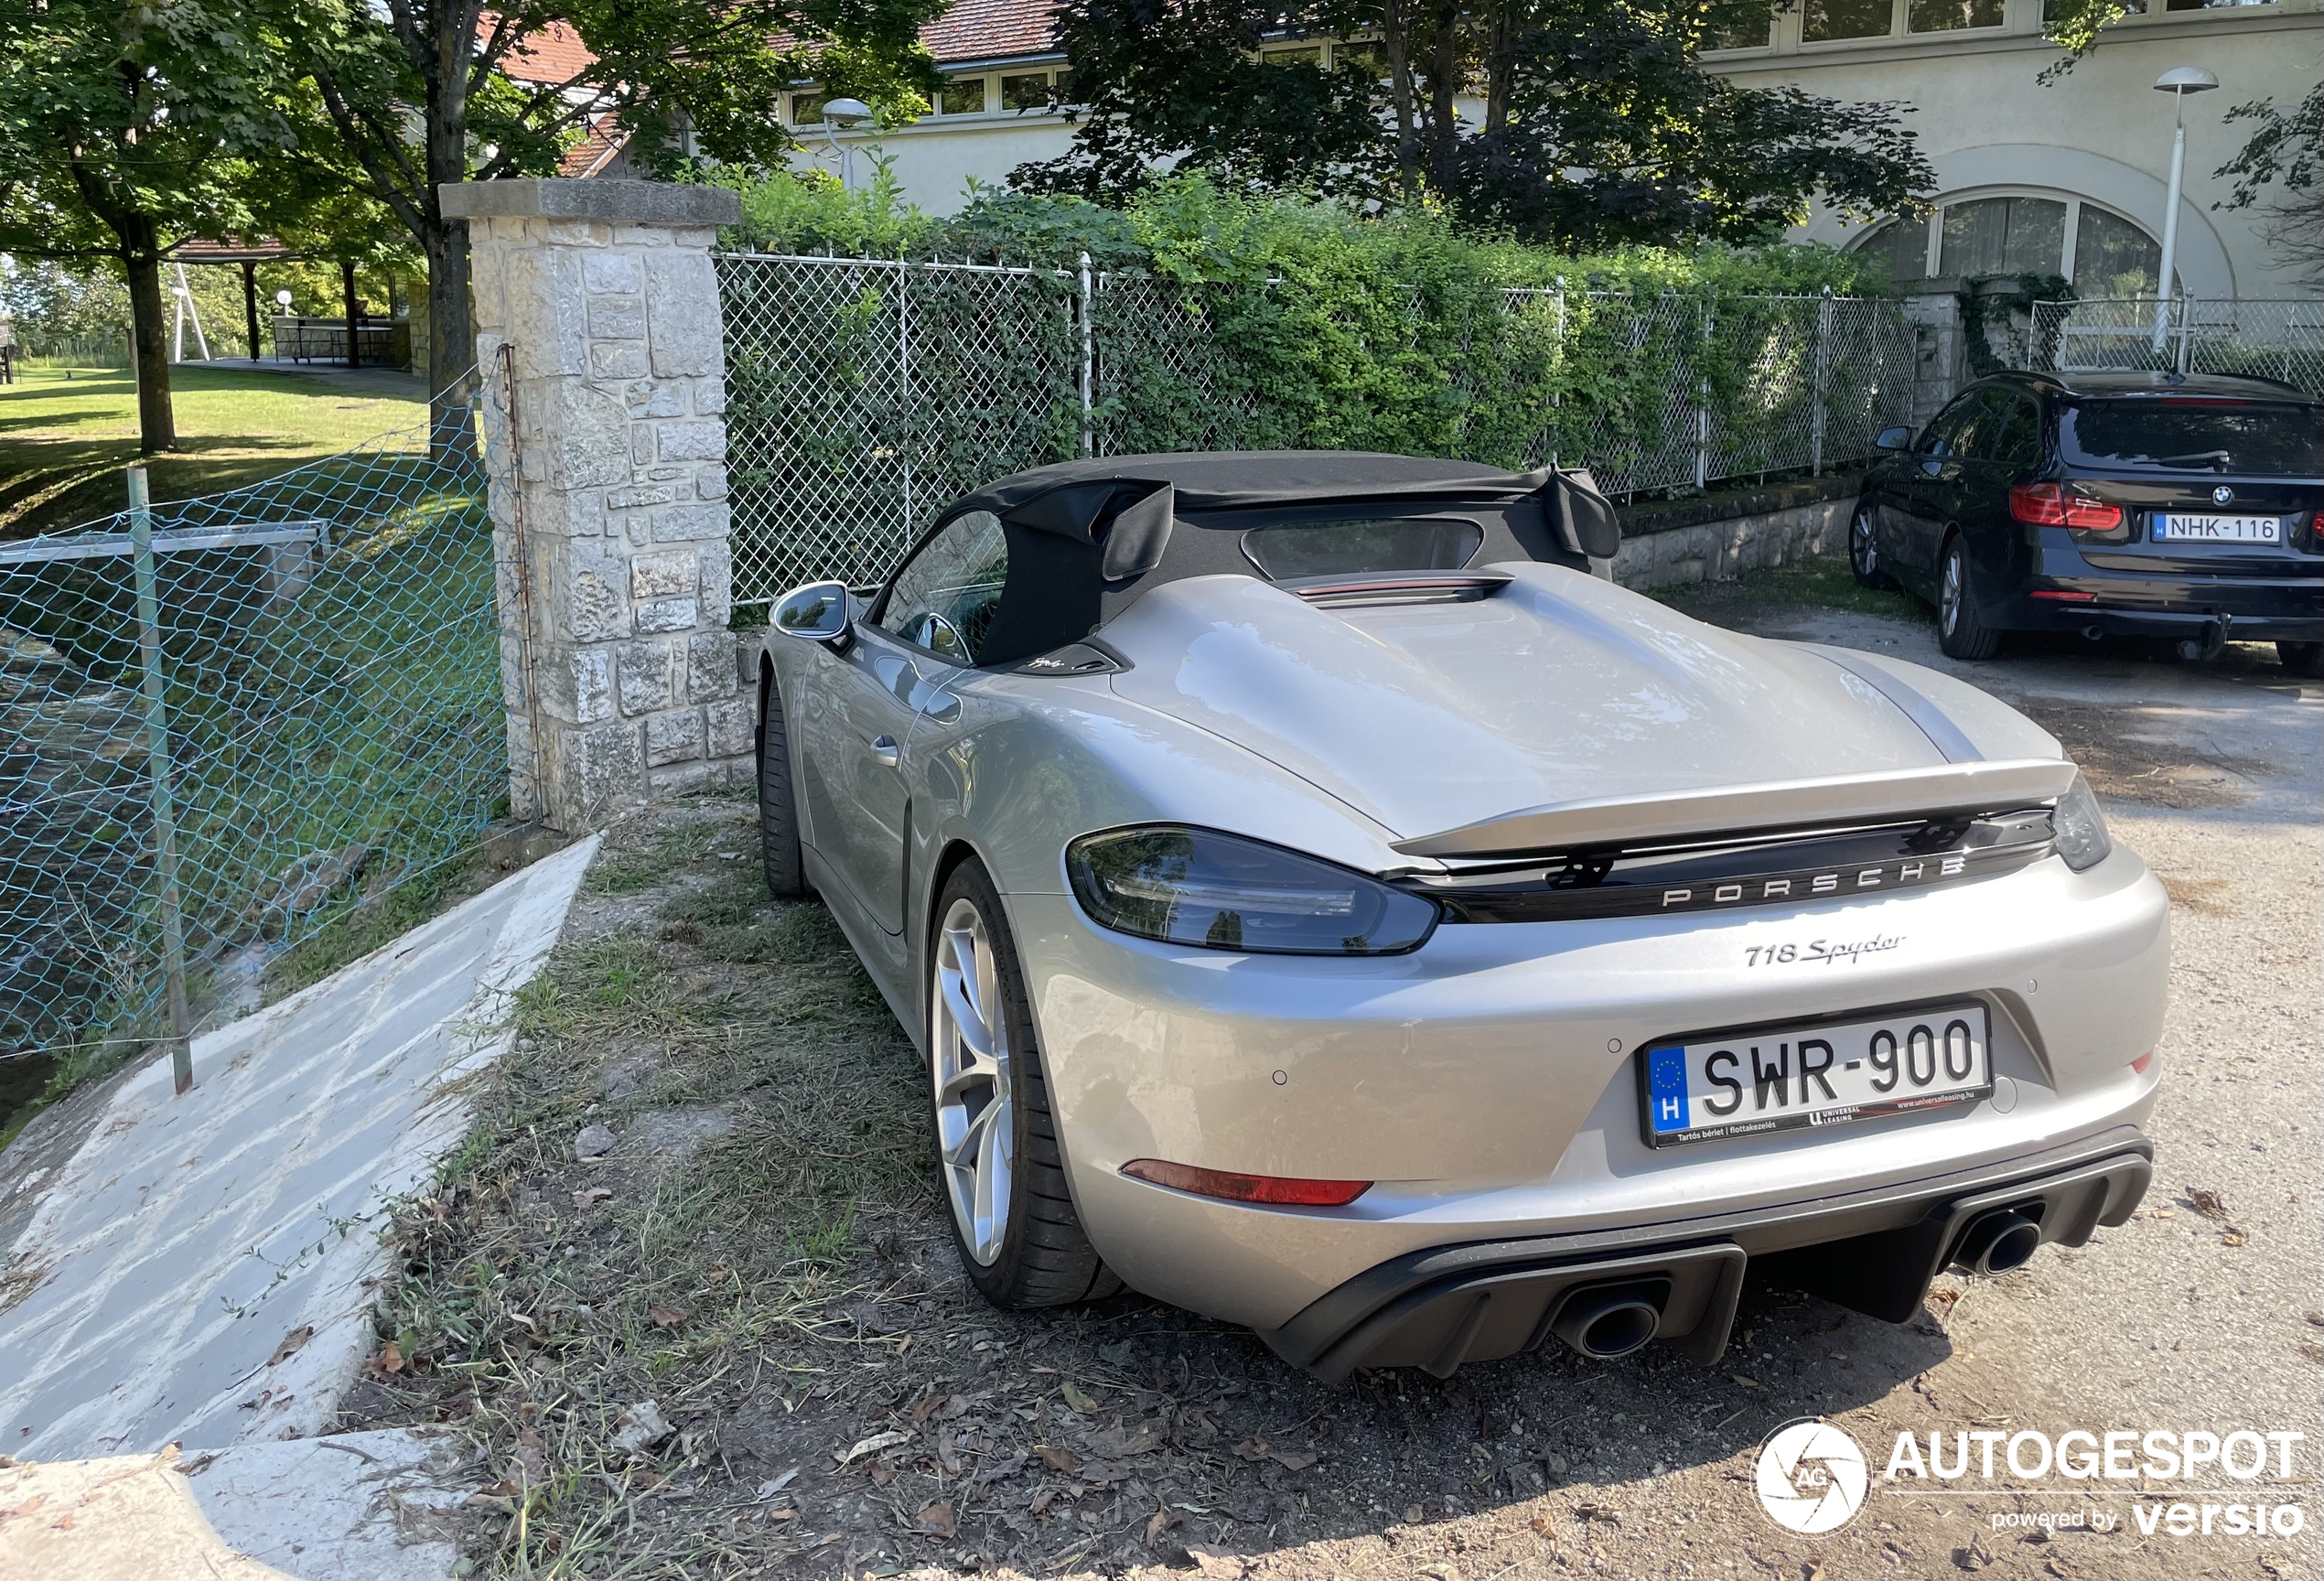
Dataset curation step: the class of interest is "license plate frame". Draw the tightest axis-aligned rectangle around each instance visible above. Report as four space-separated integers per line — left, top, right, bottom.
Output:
2153 514 2282 543
1639 1001 1993 1148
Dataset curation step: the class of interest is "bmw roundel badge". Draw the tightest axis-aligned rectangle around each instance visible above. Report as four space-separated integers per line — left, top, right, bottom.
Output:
2213 484 2235 504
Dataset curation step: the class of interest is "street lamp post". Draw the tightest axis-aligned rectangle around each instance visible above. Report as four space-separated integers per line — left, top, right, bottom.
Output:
823 98 874 191
2150 65 2218 354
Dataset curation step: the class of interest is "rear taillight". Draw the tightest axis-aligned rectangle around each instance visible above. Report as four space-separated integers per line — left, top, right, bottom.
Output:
2010 481 2124 533
2130 1050 2157 1074
1121 1158 1371 1206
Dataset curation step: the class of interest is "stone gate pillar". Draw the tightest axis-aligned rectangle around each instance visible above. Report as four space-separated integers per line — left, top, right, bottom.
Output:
442 177 750 833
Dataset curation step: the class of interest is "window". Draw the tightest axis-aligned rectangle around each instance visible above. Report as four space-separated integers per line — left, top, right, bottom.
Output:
1001 72 1052 112
937 77 988 115
880 511 1009 664
790 93 823 127
2062 402 2322 477
1804 0 1896 40
1858 218 1932 285
2045 1 2281 15
1908 0 2003 29
1262 45 1323 66
1705 0 1775 48
1982 395 2043 468
1335 41 1390 76
1920 393 1985 457
1941 196 2068 276
1239 517 1485 579
2072 206 2164 296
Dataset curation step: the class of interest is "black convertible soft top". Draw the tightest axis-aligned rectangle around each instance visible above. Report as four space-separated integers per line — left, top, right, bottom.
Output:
901 450 1620 667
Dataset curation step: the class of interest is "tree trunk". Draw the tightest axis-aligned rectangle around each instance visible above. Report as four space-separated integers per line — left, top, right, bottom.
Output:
1426 0 1463 198
122 230 177 455
1383 0 1420 203
423 1 479 460
1484 3 1515 139
242 259 262 361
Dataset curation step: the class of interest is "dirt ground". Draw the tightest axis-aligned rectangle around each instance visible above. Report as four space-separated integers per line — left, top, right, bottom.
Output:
344 575 2322 1581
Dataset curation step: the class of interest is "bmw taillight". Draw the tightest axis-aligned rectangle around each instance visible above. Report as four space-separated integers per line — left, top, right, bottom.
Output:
1122 1159 1372 1207
2010 481 2125 536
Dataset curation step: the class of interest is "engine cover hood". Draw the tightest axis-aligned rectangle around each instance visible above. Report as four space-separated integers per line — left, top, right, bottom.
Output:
1102 565 2060 846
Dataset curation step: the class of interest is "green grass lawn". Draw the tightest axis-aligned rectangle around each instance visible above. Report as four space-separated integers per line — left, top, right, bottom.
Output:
0 363 427 538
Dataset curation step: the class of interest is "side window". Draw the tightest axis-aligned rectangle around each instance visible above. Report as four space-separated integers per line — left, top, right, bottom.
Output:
1986 396 2043 469
878 511 1008 664
1919 394 1980 457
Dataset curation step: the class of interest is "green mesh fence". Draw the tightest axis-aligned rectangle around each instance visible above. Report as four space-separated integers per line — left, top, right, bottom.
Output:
1 383 508 1069
717 253 1920 602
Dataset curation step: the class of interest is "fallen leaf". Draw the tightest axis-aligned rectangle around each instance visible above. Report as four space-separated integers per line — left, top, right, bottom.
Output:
267 1326 314 1367
2222 1227 2249 1247
1029 1487 1059 1515
838 1430 913 1467
648 1305 688 1329
1530 1514 1556 1537
2185 1186 2229 1221
936 1434 963 1475
868 1458 896 1487
754 1470 798 1501
1233 1437 1271 1462
1146 1506 1184 1544
1404 1505 1425 1524
573 1187 612 1209
916 1500 957 1538
1729 1374 1765 1390
1086 1419 1164 1457
1270 1448 1318 1472
611 1400 673 1457
1060 1380 1099 1413
975 1452 1028 1485
1186 1546 1248 1579
911 1393 948 1425
363 1341 403 1379
1035 1444 1080 1474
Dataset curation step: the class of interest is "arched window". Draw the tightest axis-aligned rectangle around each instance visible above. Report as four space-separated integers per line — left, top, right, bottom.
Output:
1846 195 2167 296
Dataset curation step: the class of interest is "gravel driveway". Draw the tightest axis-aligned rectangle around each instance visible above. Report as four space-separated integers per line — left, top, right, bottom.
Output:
351 598 2319 1581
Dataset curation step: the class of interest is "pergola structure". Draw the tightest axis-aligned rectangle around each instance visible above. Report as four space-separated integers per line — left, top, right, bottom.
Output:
165 237 398 369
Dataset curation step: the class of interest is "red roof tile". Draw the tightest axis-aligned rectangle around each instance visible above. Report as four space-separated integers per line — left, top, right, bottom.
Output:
921 0 1059 64
559 116 631 177
500 18 597 85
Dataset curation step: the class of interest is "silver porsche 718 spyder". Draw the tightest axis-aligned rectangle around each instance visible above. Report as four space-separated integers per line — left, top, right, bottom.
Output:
742 451 2165 1381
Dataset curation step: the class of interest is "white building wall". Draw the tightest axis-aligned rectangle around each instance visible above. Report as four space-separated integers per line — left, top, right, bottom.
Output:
1707 0 2324 297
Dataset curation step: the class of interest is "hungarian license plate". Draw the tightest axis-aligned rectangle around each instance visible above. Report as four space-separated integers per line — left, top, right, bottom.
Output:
2154 514 2281 543
1641 1004 1992 1147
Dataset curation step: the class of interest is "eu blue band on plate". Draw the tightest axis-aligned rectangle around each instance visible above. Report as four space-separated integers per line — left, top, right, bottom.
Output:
1647 1045 1691 1134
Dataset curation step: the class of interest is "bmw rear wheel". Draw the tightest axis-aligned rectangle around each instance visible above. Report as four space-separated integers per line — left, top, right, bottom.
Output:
928 859 1120 1308
1938 536 2003 661
1848 498 1892 590
2278 641 2324 679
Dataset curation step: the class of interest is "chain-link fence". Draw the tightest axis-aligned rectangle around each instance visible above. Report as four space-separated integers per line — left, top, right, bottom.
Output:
2029 297 2324 396
2 388 509 1076
717 253 1917 601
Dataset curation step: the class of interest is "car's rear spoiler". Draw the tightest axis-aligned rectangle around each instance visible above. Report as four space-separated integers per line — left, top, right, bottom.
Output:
1389 758 2080 858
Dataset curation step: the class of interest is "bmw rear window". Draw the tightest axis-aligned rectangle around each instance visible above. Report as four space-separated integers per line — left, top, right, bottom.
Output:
1239 516 1485 579
2060 400 2323 477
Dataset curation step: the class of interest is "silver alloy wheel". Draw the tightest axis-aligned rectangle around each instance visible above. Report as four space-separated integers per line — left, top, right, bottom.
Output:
1942 548 1963 635
932 896 1013 1265
1851 505 1878 577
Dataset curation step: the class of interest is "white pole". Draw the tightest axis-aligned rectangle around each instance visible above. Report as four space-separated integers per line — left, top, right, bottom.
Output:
2152 92 2187 353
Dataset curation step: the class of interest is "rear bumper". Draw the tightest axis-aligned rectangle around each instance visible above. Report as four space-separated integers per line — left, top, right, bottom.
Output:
2010 534 2324 641
1261 1129 2152 1381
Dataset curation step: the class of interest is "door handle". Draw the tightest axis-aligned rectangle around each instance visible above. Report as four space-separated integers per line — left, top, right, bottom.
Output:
868 734 900 769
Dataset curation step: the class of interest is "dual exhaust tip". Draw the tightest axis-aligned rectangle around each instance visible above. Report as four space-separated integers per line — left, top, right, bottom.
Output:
1544 1210 2042 1364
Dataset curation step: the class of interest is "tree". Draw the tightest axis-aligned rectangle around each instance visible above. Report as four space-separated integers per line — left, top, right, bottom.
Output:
0 1 296 453
293 0 948 451
1015 1 1931 250
2213 81 2322 289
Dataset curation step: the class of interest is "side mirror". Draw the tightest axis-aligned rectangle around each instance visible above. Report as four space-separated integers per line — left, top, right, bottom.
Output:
1875 426 1913 453
773 579 850 642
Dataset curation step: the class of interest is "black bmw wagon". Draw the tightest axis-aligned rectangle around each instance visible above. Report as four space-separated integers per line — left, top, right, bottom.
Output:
1852 370 2323 673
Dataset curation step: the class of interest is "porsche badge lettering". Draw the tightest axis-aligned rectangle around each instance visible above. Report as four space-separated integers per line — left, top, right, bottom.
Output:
1661 855 1966 909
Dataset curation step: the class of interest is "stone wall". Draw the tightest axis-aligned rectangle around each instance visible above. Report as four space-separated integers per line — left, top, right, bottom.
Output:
445 178 752 833
1609 476 1861 591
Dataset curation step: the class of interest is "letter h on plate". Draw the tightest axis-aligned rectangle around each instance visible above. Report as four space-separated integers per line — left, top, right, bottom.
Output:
1648 1046 1691 1135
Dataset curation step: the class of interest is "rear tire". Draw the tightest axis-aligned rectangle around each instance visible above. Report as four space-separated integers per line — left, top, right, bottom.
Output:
1847 497 1893 590
1938 535 2003 661
2280 641 2324 678
757 668 807 899
927 858 1121 1309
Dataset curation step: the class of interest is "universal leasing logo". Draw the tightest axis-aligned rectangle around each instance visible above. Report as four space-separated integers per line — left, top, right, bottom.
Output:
1754 1419 2308 1538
